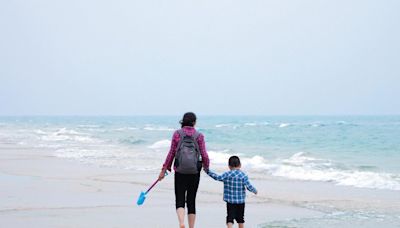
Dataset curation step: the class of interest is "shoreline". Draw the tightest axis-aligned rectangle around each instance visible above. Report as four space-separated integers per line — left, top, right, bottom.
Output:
1 144 399 227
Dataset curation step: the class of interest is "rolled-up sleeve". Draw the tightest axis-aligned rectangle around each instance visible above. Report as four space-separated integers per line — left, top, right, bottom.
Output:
162 131 180 171
244 175 257 194
197 133 209 170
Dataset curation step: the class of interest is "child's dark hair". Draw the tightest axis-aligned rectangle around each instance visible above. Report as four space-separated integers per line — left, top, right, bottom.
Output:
228 156 241 168
180 112 197 128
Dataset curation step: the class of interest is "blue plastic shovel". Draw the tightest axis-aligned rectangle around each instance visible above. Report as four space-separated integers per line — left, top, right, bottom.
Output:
136 172 168 206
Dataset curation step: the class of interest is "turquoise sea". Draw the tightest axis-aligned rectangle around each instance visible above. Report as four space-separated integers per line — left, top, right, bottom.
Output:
0 115 399 191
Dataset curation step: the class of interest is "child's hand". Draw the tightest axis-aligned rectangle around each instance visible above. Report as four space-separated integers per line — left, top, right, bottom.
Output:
254 190 258 195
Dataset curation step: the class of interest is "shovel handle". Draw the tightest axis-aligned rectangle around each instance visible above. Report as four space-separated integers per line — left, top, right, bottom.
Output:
145 171 168 194
145 179 158 193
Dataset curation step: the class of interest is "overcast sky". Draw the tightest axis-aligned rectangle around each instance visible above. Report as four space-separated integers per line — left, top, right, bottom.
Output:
1 0 399 115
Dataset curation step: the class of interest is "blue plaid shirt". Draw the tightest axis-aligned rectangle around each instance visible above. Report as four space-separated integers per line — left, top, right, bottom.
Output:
206 169 257 204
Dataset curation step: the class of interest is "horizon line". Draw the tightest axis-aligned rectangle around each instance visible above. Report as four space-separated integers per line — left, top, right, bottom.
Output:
1 114 400 117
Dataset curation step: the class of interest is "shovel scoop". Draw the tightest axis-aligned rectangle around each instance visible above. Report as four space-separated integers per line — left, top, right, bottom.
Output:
136 172 168 206
137 191 147 205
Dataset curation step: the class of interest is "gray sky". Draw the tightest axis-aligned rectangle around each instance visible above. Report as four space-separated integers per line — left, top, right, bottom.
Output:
1 0 399 115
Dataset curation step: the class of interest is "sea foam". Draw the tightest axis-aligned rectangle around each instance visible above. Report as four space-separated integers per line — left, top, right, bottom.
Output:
279 123 290 128
143 126 174 131
208 150 400 191
39 128 99 143
268 152 400 191
148 139 171 150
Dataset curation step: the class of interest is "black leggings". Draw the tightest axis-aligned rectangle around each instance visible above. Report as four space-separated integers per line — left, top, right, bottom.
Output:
174 172 200 214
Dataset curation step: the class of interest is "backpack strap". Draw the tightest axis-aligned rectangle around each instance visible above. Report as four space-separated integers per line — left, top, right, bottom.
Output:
192 131 202 161
192 131 200 139
175 129 186 157
177 129 186 139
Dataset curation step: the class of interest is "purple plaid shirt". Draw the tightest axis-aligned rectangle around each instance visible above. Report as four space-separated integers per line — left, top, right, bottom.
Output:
162 126 209 172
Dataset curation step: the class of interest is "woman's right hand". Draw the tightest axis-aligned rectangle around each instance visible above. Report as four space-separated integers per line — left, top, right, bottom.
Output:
158 169 166 181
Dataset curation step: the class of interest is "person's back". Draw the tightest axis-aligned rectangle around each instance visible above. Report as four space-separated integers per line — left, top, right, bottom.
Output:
219 169 254 204
159 112 210 228
205 156 257 228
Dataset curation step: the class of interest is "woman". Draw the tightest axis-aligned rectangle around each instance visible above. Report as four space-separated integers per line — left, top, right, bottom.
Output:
158 112 209 228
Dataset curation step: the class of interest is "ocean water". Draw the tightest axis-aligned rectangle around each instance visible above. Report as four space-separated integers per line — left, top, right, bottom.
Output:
0 115 399 191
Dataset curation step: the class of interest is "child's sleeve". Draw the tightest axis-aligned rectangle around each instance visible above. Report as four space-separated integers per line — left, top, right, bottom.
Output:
244 175 257 194
206 170 226 182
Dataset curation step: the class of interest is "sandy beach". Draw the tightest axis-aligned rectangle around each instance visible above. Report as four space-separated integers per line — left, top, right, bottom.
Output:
1 142 399 228
2 0 400 226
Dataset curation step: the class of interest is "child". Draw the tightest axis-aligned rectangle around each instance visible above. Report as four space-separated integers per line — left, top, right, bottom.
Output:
205 156 257 228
